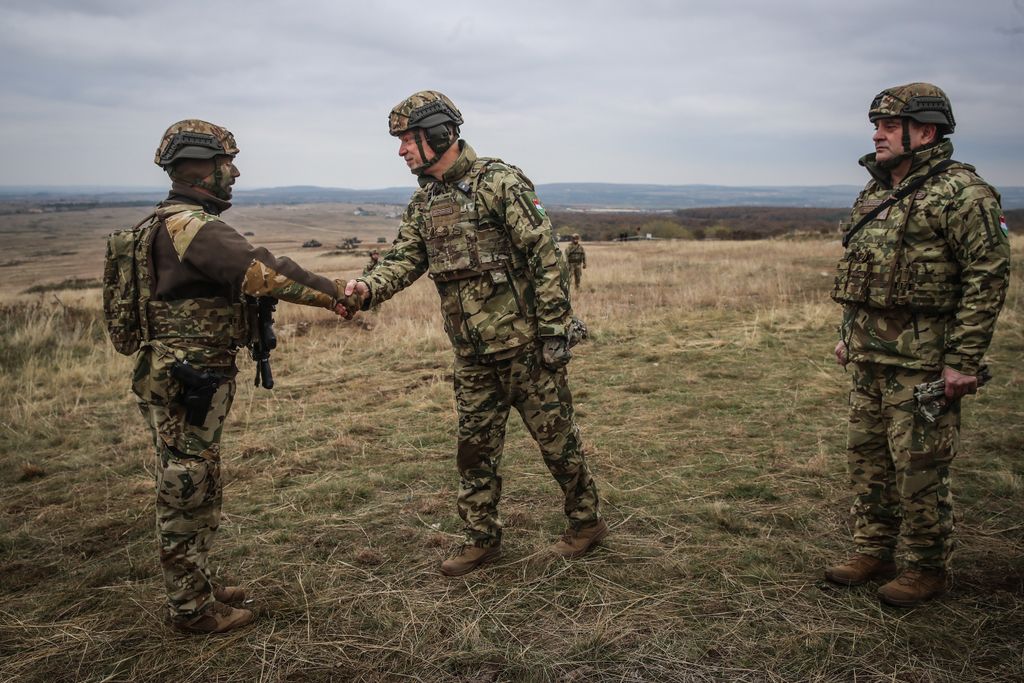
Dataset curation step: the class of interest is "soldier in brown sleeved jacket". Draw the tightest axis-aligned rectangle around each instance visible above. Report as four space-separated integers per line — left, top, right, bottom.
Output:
126 120 350 634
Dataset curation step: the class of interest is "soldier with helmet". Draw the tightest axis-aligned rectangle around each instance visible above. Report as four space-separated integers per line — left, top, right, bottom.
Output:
827 84 1010 606
565 233 587 290
117 120 354 633
363 249 382 277
342 91 606 576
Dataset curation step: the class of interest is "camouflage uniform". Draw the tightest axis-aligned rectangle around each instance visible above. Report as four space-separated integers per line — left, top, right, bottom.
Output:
565 239 586 289
129 120 344 621
833 108 1010 570
359 141 601 548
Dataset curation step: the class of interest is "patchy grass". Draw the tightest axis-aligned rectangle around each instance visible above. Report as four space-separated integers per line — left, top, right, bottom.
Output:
0 234 1022 682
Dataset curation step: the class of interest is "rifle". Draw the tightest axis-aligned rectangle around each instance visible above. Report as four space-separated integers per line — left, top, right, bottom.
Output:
913 365 992 423
170 361 223 427
250 296 278 389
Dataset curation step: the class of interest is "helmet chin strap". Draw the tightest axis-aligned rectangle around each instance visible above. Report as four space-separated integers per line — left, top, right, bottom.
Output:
411 129 443 176
877 118 915 171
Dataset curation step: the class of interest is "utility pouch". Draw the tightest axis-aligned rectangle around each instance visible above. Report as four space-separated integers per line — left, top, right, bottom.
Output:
169 361 222 427
903 262 961 313
831 250 872 305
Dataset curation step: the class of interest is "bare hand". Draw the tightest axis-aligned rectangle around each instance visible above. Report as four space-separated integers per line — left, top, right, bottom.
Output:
834 340 849 367
345 279 369 299
942 366 977 400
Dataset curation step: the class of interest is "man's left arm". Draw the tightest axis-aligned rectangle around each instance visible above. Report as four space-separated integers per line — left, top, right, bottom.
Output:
490 172 572 338
942 185 1011 378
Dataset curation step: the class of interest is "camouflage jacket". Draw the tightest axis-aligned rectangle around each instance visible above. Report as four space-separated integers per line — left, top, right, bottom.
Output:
359 143 572 359
566 243 587 265
834 140 1010 375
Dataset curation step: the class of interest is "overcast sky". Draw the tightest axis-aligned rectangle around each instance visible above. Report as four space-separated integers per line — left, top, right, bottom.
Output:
1 0 1022 190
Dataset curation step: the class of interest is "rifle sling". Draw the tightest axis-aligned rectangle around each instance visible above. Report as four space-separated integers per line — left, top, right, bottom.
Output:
842 159 956 248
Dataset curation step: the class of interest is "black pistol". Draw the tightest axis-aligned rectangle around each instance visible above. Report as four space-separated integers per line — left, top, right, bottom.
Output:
170 361 221 427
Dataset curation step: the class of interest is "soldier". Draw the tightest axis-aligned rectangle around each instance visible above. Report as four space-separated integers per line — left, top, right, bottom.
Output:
113 120 353 633
565 233 587 290
362 249 382 276
827 84 1010 606
341 91 606 576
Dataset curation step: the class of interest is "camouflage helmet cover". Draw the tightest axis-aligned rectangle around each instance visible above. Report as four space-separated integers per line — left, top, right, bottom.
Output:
155 119 239 168
388 91 463 136
868 82 955 134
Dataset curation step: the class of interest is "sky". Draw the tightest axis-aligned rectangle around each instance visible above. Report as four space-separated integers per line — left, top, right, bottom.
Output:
1 0 1022 190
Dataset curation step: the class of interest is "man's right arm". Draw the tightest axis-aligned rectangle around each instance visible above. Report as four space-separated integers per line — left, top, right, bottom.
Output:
178 218 344 311
350 203 429 309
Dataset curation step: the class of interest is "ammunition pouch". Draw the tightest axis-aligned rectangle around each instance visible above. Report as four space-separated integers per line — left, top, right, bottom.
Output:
832 251 960 313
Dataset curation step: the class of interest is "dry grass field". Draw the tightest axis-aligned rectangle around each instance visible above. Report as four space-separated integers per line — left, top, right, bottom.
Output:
1 204 1022 682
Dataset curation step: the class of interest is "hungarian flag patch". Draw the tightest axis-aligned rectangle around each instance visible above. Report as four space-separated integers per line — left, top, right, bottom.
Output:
520 191 547 225
999 215 1009 235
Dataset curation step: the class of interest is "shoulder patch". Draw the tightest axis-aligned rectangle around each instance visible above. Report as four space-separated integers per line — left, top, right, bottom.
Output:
158 205 217 261
517 190 547 226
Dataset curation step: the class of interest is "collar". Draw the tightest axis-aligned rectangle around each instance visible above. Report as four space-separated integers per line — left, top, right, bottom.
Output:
858 139 954 190
417 141 477 188
166 180 232 215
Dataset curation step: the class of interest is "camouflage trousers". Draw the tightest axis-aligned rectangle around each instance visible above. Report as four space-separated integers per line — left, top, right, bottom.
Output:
569 264 583 289
136 374 235 619
845 362 960 570
453 344 601 547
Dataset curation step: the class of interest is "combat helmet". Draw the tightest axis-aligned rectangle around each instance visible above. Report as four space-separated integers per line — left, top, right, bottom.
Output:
869 82 955 135
389 91 463 174
155 119 239 168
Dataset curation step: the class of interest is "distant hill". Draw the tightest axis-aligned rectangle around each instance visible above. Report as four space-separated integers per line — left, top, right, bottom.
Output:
1 182 1022 211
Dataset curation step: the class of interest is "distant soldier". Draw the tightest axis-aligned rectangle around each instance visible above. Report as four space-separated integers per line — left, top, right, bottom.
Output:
565 233 587 290
106 120 352 634
827 84 1010 606
362 249 382 276
342 91 606 575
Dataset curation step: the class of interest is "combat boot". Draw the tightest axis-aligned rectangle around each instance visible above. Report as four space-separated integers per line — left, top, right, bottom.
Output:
824 554 897 586
877 568 948 607
440 544 502 576
171 601 254 635
213 585 247 606
551 519 609 559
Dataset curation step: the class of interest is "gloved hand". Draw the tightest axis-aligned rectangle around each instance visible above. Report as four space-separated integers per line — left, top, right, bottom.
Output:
334 279 366 319
541 336 572 370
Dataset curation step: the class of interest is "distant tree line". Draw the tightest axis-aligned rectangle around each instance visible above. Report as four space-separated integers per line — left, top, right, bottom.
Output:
552 207 1024 241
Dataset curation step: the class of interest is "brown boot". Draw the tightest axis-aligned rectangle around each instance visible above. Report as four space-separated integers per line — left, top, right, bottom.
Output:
439 544 502 577
171 601 255 635
213 585 247 605
824 554 897 586
878 568 948 607
551 519 609 559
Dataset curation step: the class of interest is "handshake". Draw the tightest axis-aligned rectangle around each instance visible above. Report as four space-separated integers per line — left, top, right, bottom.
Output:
332 279 370 319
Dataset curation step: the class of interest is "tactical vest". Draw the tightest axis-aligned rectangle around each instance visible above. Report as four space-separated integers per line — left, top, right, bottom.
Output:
420 158 530 283
831 165 966 314
566 244 585 264
417 158 536 356
102 204 249 355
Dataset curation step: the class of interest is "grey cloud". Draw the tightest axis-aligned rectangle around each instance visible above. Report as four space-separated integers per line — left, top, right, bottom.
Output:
1 0 1022 188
